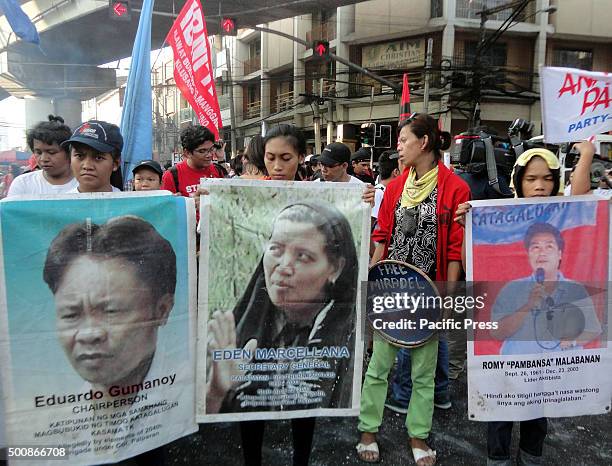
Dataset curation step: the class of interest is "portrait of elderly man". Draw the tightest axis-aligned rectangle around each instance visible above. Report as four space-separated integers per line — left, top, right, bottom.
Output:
491 222 602 355
43 215 177 391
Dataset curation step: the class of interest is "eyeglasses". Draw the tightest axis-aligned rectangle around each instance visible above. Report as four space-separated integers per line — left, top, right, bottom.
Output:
193 146 217 155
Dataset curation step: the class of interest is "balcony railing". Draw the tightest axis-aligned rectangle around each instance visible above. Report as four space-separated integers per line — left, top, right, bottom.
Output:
244 55 261 75
244 100 261 119
271 90 294 113
456 0 535 22
450 70 533 92
349 72 431 98
306 22 337 42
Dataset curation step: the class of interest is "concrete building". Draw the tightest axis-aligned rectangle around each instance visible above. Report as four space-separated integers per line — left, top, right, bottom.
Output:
82 77 126 126
172 0 609 159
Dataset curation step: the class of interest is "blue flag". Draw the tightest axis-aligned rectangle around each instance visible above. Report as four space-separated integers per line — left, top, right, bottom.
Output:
0 0 40 44
120 0 154 182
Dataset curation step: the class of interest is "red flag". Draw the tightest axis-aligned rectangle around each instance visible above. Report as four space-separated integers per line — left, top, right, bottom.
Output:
399 73 412 122
166 0 222 138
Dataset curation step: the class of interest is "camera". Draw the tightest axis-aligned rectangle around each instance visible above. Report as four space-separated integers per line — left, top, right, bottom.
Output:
451 132 515 176
453 119 558 200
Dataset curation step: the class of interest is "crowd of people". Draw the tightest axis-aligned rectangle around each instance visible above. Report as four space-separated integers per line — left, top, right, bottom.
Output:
2 112 609 466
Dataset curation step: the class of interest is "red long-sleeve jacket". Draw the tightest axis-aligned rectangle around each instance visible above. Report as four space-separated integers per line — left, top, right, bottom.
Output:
371 161 471 281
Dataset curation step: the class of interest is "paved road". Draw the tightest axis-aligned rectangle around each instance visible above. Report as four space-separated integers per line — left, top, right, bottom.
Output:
166 370 611 465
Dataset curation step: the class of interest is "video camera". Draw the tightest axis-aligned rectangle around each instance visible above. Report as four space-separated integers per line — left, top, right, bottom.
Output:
451 119 559 199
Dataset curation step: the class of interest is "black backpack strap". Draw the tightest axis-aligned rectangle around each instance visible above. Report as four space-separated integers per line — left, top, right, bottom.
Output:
169 165 179 192
482 134 504 196
213 162 228 178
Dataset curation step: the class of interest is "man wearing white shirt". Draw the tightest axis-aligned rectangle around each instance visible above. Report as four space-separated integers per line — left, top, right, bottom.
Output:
372 151 400 219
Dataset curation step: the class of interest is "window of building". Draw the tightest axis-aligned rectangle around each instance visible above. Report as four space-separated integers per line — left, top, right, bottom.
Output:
431 0 443 18
464 41 507 67
245 40 262 74
243 81 261 119
551 49 593 71
249 41 261 60
456 0 534 22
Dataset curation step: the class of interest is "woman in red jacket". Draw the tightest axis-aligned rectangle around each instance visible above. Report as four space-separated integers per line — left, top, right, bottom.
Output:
356 114 470 465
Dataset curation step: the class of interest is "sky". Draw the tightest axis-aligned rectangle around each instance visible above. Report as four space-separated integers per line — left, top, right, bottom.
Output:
0 97 26 151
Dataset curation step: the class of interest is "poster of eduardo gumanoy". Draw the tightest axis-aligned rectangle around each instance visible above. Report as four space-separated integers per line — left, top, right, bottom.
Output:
465 196 611 421
0 193 198 464
197 180 370 422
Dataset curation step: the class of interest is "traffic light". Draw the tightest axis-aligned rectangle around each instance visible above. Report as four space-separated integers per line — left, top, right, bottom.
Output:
375 125 392 148
312 40 330 62
221 17 237 36
360 123 376 147
109 0 131 21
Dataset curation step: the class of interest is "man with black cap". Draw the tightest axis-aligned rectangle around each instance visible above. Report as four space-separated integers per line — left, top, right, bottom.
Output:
351 148 375 185
316 142 363 184
62 120 124 193
133 160 163 191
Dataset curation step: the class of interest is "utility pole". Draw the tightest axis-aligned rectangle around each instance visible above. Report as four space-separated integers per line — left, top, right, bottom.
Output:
225 45 237 157
471 0 533 127
326 99 334 145
313 79 322 153
321 78 334 145
422 38 434 113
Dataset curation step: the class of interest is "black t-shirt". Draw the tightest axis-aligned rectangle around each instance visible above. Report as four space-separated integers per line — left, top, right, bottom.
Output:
388 188 438 280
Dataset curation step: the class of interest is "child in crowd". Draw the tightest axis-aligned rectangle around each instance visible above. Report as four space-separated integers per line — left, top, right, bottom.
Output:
7 115 77 196
62 120 124 193
132 160 163 191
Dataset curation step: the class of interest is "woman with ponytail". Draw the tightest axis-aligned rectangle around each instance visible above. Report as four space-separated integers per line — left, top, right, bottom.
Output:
8 115 77 196
357 114 470 465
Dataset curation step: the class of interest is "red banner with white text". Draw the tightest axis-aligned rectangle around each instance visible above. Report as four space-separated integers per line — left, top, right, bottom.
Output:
166 0 222 139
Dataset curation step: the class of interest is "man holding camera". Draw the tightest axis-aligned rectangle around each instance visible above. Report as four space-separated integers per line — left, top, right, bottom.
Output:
161 125 226 197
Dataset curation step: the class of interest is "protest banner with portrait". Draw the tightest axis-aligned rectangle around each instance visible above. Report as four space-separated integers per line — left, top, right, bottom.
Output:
465 196 611 421
197 180 370 422
0 192 198 464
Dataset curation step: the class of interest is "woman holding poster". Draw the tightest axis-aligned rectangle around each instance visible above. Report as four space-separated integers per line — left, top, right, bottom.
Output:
454 146 596 466
204 124 370 466
357 114 469 465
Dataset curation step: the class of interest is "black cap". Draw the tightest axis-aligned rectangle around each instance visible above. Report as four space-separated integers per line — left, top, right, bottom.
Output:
351 147 371 163
318 142 351 166
63 120 124 153
132 160 163 177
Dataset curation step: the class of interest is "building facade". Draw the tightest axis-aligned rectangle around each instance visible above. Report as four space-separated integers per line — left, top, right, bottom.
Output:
147 0 611 162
